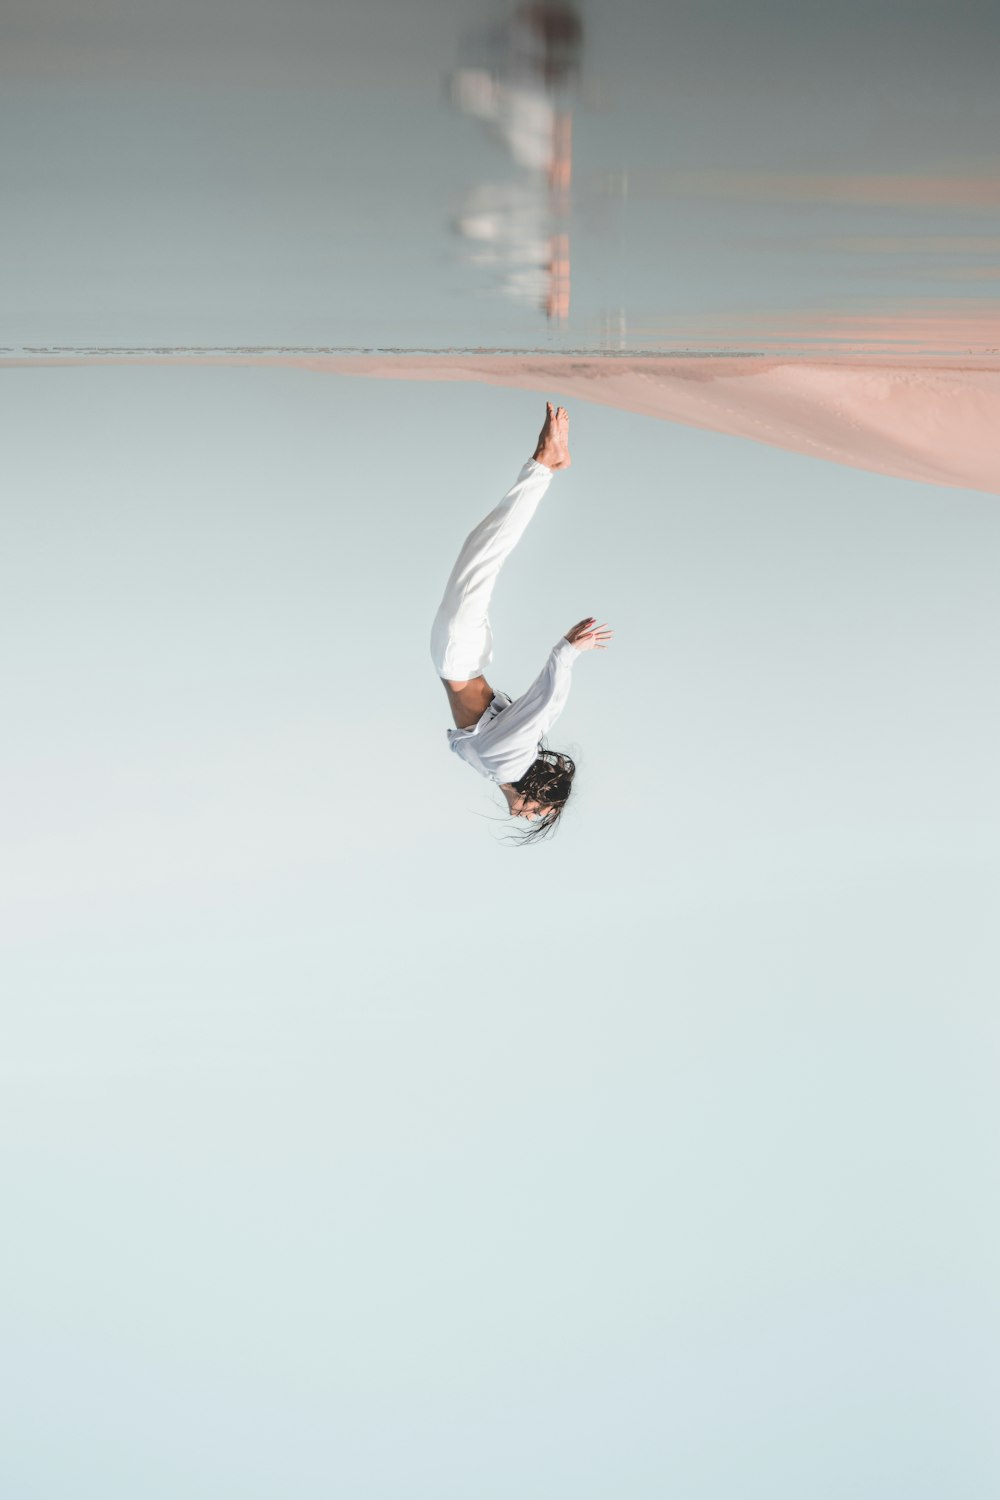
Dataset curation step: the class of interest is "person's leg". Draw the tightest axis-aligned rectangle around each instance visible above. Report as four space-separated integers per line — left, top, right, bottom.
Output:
430 458 553 680
430 403 570 682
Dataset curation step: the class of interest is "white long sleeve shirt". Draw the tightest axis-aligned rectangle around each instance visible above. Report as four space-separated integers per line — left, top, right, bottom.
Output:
446 635 581 784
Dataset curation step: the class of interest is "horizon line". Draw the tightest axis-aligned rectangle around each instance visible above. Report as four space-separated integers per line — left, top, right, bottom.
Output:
6 344 1000 361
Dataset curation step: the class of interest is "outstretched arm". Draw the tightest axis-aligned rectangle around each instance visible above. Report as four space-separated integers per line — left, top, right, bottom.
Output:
473 619 613 783
519 618 613 739
502 636 581 744
504 619 613 741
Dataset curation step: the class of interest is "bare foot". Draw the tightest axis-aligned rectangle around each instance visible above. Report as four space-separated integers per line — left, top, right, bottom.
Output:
532 402 571 471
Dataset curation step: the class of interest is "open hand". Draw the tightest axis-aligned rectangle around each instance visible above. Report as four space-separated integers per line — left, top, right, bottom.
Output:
564 617 614 651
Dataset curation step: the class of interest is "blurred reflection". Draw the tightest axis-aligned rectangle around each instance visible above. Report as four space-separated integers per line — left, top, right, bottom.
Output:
449 2 582 321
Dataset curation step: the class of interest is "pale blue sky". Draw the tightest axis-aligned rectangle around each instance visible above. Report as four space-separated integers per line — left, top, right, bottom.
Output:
3 368 999 1495
4 0 1000 1491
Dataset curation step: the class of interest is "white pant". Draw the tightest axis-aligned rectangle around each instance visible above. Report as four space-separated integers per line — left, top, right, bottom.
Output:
430 459 553 680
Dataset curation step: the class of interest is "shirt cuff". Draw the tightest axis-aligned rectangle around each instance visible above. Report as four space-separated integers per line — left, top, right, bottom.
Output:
554 636 581 663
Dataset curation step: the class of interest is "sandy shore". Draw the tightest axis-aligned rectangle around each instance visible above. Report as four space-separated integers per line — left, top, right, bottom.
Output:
305 355 1000 496
8 352 1000 495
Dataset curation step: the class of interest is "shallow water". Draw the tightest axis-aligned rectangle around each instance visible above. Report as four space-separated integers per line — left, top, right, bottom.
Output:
4 0 998 354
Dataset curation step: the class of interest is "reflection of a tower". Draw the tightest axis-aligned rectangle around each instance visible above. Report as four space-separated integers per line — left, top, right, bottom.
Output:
450 2 582 322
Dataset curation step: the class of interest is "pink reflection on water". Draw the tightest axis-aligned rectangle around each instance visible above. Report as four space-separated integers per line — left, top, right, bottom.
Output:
609 171 1000 210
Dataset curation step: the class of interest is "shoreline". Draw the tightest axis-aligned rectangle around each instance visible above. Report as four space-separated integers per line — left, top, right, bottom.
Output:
6 350 999 495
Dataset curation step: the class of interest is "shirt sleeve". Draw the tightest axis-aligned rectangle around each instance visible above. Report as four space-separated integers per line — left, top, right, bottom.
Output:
476 637 581 779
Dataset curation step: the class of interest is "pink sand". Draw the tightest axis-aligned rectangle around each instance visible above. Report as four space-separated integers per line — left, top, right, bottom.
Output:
8 353 1000 495
303 355 1000 496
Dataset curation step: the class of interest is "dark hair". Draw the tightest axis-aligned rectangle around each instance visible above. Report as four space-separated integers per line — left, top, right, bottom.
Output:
518 2 584 88
506 747 576 845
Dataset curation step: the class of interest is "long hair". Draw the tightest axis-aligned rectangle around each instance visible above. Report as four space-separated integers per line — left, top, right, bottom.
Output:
506 747 576 845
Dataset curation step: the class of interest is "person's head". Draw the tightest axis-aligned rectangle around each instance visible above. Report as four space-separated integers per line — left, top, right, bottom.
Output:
515 3 584 87
502 749 576 843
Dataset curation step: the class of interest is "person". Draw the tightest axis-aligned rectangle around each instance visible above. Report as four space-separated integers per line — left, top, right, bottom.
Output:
449 1 582 320
429 403 612 842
